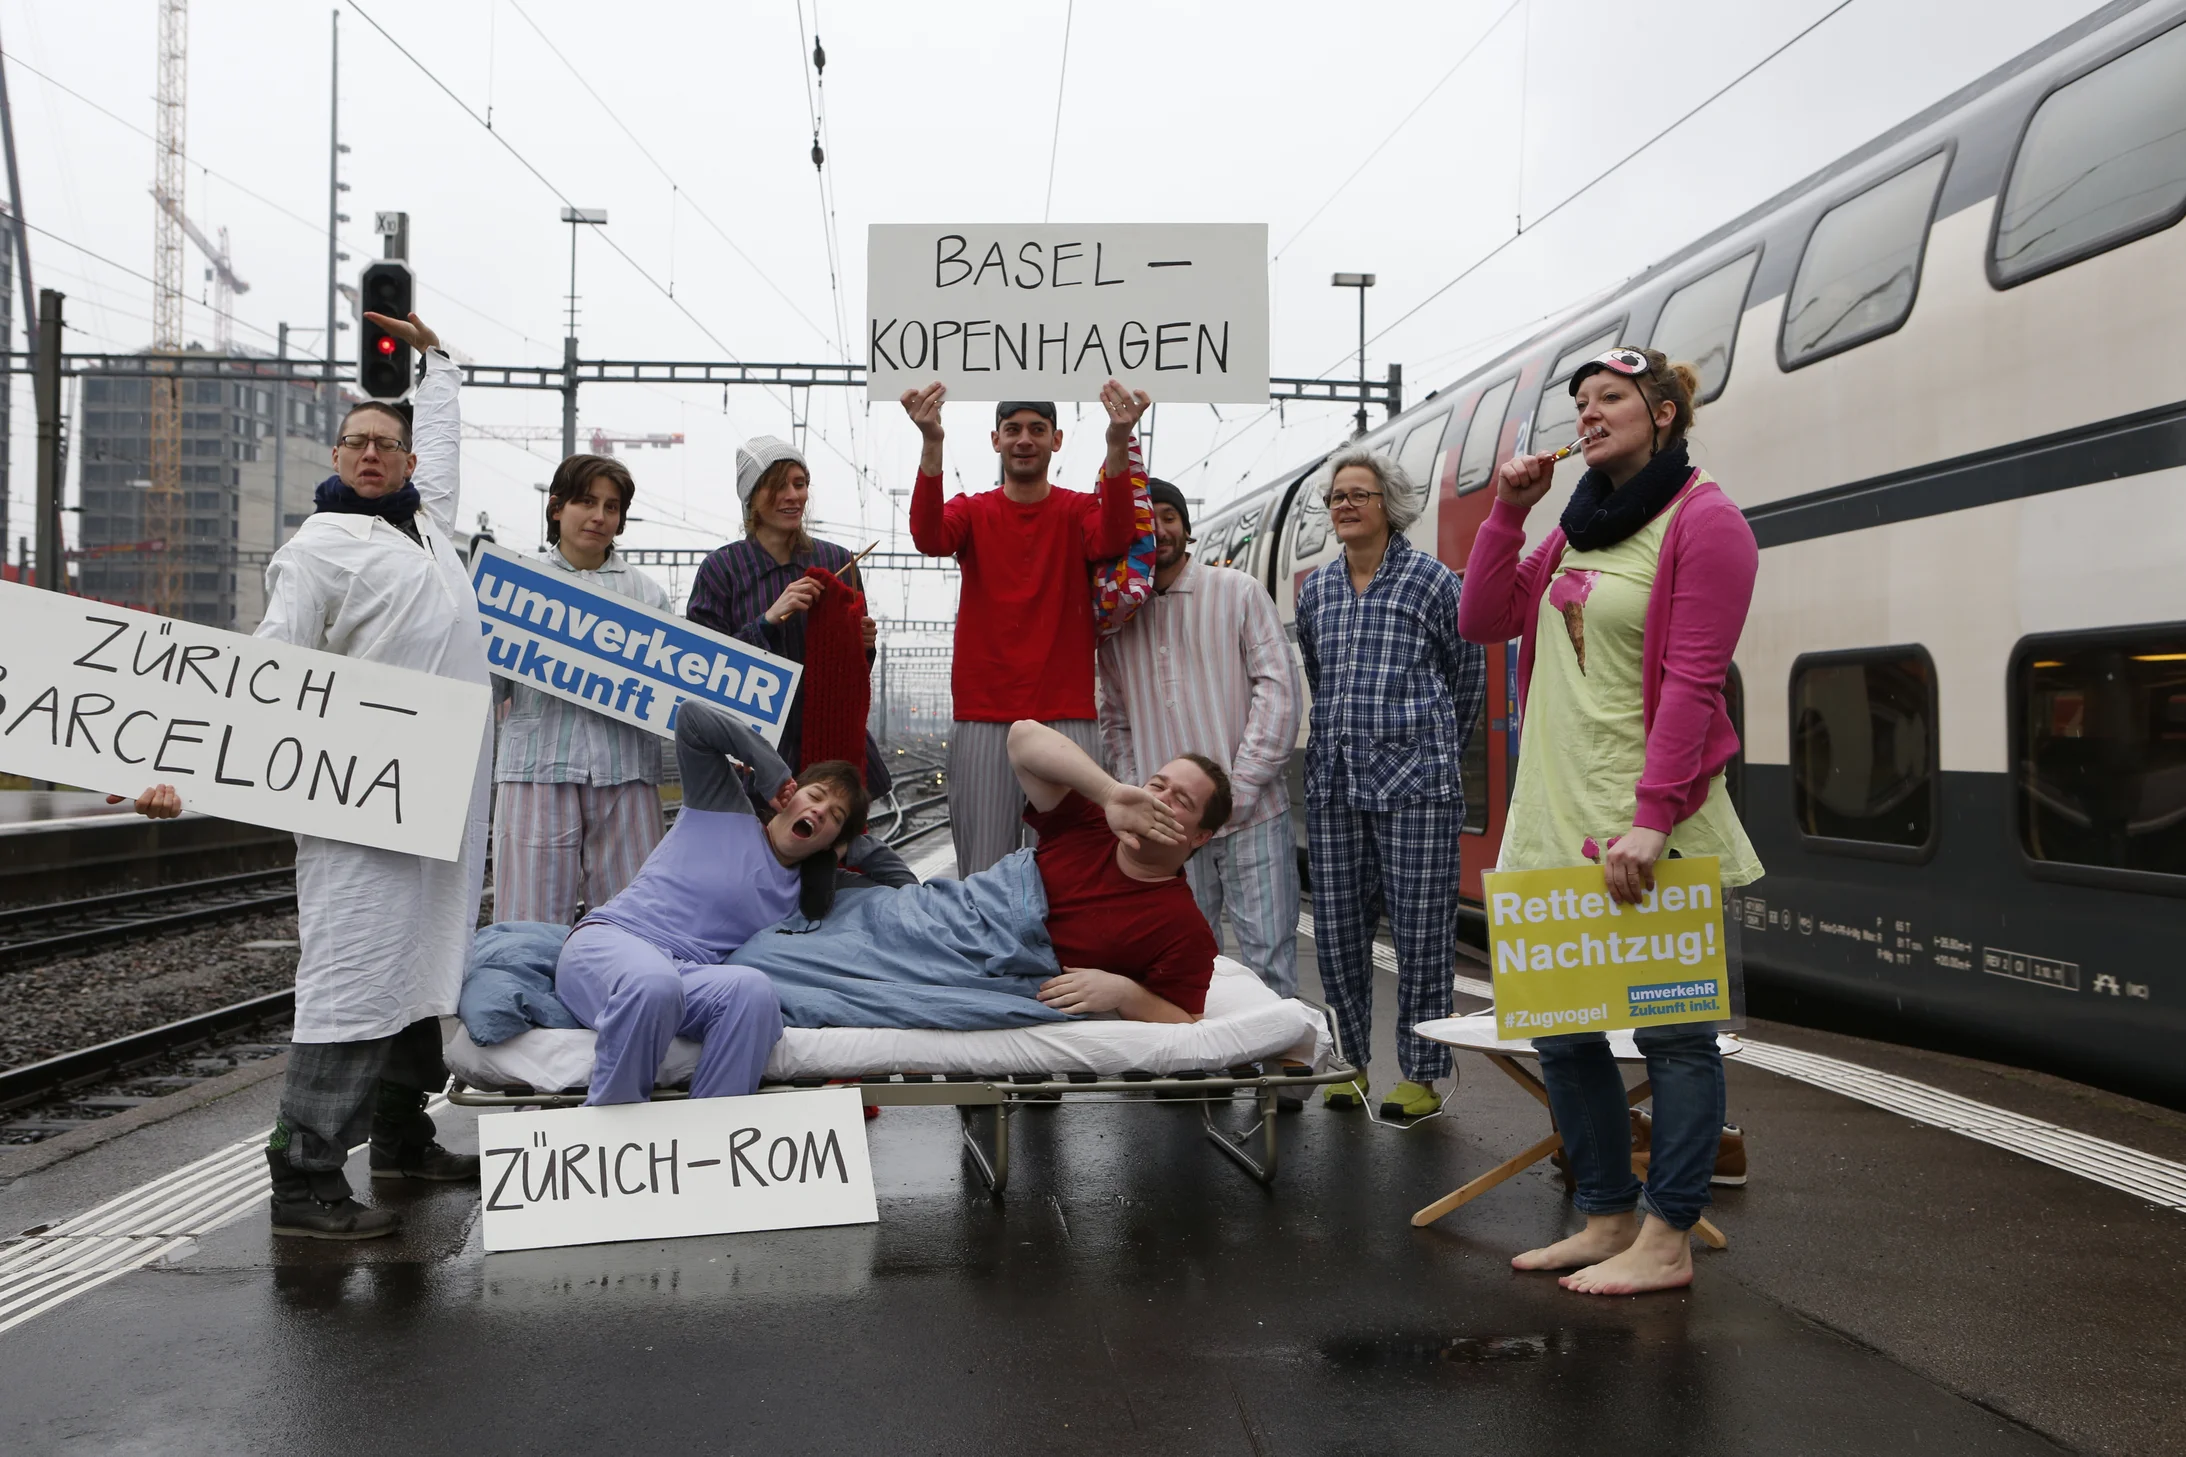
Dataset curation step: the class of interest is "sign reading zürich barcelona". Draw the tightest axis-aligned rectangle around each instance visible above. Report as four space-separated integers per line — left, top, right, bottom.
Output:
470 542 805 746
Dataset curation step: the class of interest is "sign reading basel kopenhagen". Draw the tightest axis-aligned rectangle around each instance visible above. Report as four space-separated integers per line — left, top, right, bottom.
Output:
1485 856 1731 1039
865 223 1271 404
0 579 489 860
470 542 804 746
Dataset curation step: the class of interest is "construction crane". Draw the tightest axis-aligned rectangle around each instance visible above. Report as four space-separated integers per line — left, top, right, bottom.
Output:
154 190 248 352
145 0 187 617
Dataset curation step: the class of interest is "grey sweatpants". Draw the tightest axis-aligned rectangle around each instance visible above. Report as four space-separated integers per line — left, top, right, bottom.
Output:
946 718 1103 877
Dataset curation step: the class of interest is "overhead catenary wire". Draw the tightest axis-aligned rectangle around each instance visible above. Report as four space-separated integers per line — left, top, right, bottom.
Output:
1320 0 1860 376
0 46 553 355
501 2 839 355
1042 1 1074 224
341 0 875 494
1272 0 1525 260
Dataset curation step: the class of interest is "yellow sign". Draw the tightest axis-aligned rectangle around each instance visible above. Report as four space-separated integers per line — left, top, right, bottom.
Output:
1484 856 1728 1040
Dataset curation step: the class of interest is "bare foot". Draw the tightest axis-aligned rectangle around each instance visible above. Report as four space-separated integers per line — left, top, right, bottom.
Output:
1512 1212 1638 1271
1559 1217 1693 1295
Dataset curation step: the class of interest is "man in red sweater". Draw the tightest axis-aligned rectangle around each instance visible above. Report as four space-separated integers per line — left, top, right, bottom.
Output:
902 378 1147 875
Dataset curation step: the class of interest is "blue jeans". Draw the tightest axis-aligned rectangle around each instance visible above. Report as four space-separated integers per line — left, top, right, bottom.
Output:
1534 1022 1724 1231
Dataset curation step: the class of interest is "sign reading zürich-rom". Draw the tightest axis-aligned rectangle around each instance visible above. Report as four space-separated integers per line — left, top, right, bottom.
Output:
470 542 804 746
866 223 1271 404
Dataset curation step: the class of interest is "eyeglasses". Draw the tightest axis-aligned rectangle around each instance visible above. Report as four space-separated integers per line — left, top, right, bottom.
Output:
1326 489 1383 509
336 433 409 453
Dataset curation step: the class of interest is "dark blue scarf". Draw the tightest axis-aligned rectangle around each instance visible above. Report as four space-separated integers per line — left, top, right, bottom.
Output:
1558 441 1691 553
313 472 420 526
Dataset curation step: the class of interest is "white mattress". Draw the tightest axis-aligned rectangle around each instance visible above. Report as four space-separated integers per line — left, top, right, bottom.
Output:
442 956 1333 1094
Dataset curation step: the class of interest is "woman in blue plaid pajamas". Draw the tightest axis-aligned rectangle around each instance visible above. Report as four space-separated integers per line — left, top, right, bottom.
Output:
1297 448 1485 1119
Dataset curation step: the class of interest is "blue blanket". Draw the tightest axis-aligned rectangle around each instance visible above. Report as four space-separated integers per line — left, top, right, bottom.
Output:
458 921 584 1045
729 850 1072 1030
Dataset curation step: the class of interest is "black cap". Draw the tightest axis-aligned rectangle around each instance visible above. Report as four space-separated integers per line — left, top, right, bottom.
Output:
1147 478 1190 536
995 400 1058 426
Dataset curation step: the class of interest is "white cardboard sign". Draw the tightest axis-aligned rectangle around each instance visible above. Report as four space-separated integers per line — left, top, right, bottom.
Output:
471 542 805 747
478 1088 878 1253
0 580 488 860
866 223 1270 404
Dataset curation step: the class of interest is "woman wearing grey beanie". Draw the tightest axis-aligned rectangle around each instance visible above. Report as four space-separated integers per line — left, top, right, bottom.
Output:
686 436 892 795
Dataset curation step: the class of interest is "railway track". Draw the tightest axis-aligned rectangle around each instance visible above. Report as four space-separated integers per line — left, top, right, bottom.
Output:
0 870 297 971
0 992 293 1139
0 744 956 1143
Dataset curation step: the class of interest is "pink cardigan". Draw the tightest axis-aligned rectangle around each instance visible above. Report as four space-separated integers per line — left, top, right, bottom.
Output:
1457 471 1758 834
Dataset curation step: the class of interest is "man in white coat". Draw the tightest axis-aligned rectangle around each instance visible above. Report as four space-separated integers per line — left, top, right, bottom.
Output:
120 311 491 1239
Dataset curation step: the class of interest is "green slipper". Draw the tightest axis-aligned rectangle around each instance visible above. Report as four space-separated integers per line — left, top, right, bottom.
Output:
1322 1074 1370 1110
1379 1081 1442 1118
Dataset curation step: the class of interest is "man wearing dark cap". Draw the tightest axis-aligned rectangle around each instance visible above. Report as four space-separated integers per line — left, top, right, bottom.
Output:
902 378 1148 875
1098 479 1302 995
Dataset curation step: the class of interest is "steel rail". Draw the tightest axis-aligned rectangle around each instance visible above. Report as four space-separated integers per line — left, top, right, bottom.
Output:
0 870 297 970
0 989 293 1114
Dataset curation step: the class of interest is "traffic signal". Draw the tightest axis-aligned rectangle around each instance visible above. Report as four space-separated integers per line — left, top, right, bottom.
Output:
358 260 415 399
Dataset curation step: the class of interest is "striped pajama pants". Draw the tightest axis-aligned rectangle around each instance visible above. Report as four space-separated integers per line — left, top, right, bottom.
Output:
1307 798 1466 1083
1185 811 1302 997
946 719 1103 878
492 781 665 926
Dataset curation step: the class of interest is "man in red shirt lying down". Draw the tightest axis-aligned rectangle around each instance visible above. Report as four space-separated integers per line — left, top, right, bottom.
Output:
725 720 1233 1026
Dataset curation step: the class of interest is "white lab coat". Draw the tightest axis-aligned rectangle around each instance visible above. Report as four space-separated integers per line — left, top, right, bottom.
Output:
256 350 492 1043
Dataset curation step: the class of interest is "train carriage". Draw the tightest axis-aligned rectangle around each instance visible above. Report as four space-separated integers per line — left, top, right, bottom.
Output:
1189 0 2186 1102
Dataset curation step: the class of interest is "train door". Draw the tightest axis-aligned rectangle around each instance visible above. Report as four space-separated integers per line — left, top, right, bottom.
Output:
1431 376 1523 904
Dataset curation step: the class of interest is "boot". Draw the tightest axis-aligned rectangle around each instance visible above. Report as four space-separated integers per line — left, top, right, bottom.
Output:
266 1148 400 1240
368 1081 480 1182
368 1141 480 1182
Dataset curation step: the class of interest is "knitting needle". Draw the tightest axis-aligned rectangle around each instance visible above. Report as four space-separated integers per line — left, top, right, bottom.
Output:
848 540 880 567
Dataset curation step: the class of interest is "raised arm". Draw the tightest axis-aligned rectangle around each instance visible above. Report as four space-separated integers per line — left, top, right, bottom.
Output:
1006 718 1182 851
1229 582 1303 826
674 699 790 815
364 311 458 534
1461 453 1565 644
1085 380 1148 560
902 383 968 556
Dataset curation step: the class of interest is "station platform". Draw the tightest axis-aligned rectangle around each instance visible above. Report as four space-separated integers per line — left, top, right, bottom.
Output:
0 882 2179 1455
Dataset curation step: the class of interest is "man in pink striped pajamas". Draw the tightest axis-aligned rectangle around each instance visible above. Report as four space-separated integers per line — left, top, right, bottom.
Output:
1098 481 1304 996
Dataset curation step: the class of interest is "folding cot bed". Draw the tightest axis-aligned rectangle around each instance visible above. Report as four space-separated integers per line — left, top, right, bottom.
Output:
443 958 1359 1193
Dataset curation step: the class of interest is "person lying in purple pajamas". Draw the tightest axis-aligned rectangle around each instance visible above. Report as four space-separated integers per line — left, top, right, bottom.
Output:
554 700 913 1104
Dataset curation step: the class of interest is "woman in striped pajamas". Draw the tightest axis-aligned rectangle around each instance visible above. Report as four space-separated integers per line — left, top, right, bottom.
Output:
491 454 672 925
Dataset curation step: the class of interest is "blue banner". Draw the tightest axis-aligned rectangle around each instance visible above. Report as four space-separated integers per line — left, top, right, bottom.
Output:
470 543 804 745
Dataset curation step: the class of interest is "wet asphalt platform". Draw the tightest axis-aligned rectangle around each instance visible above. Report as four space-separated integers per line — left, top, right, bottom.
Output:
1 921 2182 1456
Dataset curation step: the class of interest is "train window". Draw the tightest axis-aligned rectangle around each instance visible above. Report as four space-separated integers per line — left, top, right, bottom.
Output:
1454 378 1517 495
1789 647 1937 855
1992 20 2186 287
1395 409 1449 491
1531 328 1622 453
2012 626 2186 882
1648 249 1760 404
1780 150 1949 369
1222 505 1264 569
1290 466 1333 558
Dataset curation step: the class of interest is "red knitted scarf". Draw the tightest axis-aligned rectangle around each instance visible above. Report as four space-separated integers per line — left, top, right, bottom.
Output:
798 565 869 781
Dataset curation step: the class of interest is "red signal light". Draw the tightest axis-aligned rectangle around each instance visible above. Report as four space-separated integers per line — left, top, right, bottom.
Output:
376 336 398 355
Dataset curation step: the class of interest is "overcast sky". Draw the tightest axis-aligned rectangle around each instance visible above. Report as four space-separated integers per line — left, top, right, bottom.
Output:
0 0 2110 617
